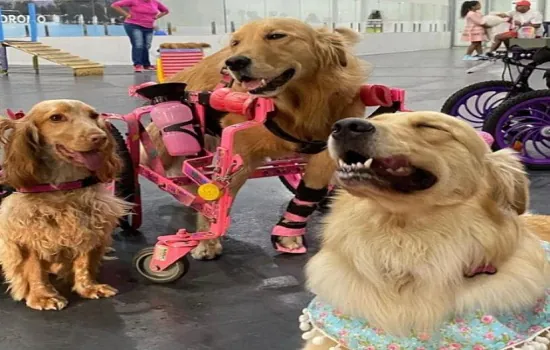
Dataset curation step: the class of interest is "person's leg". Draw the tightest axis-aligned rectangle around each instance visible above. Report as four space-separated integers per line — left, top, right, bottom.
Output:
123 23 143 68
466 42 477 56
474 42 484 55
142 28 154 68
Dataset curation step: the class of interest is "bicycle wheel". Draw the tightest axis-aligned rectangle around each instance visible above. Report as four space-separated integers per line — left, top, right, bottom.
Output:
441 81 531 130
483 90 550 170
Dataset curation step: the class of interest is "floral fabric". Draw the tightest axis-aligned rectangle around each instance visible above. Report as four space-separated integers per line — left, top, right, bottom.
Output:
307 241 550 350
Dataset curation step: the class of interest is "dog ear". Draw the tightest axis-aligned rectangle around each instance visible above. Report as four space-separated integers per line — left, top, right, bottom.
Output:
94 119 122 183
2 120 42 188
316 28 350 67
0 118 15 144
485 149 529 214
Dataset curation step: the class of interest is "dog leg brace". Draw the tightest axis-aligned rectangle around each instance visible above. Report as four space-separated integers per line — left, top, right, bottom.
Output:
271 182 328 254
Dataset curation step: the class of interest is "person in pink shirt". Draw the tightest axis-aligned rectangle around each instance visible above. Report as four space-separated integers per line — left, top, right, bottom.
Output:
460 1 488 61
111 0 169 72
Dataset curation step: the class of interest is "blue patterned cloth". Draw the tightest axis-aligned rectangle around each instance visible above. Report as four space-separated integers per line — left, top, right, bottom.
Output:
306 241 550 350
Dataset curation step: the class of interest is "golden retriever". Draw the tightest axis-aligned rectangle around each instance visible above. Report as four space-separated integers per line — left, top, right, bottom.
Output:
144 18 369 259
0 100 130 311
302 112 550 349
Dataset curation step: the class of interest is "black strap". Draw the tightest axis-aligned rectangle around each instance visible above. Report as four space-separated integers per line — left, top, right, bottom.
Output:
295 182 329 202
368 102 402 118
264 117 327 155
286 200 318 218
162 120 205 148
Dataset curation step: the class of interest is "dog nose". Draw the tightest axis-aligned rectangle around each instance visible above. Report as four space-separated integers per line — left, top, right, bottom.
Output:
225 55 252 71
331 118 376 140
89 133 107 145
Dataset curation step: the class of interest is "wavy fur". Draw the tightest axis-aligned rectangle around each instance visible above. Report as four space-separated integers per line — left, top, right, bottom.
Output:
0 100 131 311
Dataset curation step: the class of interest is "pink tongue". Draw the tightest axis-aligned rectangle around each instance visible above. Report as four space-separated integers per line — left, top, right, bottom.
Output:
74 151 104 171
242 80 263 90
378 156 410 170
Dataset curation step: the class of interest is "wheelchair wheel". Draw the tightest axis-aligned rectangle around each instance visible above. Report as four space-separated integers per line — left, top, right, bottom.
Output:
108 123 139 230
279 174 334 213
441 81 532 129
483 89 550 170
133 246 190 283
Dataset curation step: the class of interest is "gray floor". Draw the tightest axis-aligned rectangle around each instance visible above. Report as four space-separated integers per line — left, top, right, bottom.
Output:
0 48 549 350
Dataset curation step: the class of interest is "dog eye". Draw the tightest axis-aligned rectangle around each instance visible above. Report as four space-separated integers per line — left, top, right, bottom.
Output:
230 40 240 47
415 123 444 131
49 114 66 122
89 112 99 120
266 33 287 40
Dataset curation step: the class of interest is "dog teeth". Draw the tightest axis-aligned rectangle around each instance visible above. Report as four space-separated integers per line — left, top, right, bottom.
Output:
363 158 373 168
338 159 345 168
261 78 267 87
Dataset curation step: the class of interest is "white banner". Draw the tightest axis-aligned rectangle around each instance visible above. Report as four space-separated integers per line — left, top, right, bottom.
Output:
1 14 47 24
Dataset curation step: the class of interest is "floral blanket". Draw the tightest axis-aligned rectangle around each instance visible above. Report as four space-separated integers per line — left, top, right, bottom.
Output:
304 241 550 350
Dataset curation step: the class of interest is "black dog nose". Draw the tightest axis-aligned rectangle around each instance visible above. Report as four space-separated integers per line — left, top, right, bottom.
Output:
331 118 376 139
225 55 252 71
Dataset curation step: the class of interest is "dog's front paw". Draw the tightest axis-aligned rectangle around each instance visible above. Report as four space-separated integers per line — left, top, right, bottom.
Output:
191 239 223 260
278 236 304 250
26 294 68 311
77 284 118 299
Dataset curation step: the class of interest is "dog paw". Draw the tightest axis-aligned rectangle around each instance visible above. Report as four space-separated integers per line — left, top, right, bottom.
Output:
191 239 223 260
77 284 118 299
26 294 68 311
278 236 304 250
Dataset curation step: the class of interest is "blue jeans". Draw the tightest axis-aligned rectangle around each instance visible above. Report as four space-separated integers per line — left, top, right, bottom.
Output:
124 23 153 67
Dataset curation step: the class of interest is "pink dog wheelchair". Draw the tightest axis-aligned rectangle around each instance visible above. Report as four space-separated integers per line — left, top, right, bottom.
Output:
99 81 408 283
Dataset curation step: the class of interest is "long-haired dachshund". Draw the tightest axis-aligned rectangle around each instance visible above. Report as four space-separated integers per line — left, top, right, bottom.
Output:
0 100 130 311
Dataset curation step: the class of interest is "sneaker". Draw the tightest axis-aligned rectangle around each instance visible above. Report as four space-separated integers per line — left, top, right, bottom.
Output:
144 65 156 71
463 55 480 61
134 65 144 73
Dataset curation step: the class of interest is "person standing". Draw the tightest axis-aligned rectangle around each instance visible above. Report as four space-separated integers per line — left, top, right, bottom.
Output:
460 1 488 61
111 0 169 72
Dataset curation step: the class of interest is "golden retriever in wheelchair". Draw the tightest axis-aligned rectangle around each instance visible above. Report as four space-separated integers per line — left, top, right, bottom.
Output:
144 18 370 259
301 112 550 349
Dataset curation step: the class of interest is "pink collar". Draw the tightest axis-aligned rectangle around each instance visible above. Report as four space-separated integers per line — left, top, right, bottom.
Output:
13 176 100 194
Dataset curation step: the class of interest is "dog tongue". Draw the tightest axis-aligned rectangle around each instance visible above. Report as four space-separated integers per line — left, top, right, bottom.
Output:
242 79 264 90
74 151 104 171
378 156 410 170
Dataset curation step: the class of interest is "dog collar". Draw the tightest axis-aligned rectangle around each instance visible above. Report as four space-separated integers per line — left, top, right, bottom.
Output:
7 176 101 194
264 115 327 154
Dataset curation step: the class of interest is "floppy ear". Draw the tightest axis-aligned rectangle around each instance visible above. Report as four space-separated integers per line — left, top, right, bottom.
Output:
94 119 122 183
316 28 350 67
2 120 42 188
485 149 529 214
0 118 15 144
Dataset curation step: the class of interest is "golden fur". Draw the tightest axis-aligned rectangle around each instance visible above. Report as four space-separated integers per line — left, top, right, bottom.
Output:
302 111 550 349
145 18 369 259
0 100 130 311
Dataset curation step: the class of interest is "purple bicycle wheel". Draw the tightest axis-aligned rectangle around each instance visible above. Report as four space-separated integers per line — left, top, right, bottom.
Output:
441 81 529 129
483 90 550 170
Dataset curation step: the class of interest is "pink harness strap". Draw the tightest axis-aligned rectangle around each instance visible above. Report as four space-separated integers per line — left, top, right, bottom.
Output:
15 176 100 193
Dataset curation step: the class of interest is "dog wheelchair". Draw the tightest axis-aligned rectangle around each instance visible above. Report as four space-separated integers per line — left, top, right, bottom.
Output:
99 81 407 283
442 38 550 170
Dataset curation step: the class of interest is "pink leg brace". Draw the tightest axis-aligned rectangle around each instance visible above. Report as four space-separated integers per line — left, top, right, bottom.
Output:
271 182 328 254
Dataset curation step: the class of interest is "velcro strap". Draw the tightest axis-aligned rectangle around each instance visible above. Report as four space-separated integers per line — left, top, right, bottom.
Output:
275 219 307 229
295 182 329 203
287 200 317 218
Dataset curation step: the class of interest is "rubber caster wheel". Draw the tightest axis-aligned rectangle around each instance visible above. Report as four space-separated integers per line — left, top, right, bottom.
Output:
133 247 190 283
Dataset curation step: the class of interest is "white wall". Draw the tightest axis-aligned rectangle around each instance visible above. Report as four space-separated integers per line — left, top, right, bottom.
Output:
6 32 451 66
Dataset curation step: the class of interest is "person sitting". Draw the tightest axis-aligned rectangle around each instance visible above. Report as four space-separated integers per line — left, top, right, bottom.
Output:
488 0 543 55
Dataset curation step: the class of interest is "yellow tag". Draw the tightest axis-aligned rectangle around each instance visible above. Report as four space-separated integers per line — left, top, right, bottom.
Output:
198 183 221 201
